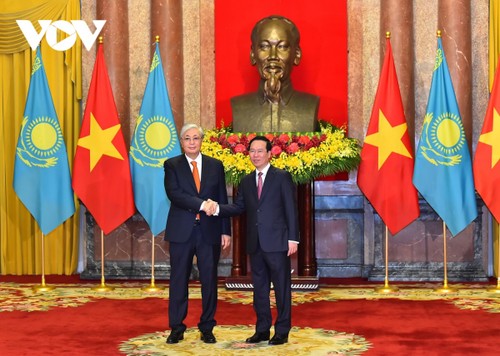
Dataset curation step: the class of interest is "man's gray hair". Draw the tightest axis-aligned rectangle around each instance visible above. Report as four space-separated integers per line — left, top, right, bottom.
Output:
180 123 204 138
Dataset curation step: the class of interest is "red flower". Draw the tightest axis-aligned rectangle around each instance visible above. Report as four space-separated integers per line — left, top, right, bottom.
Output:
271 145 282 156
304 141 315 150
218 134 230 149
247 133 257 142
278 133 290 143
227 134 240 145
234 143 246 153
298 135 311 145
265 133 275 142
239 135 249 146
286 142 300 154
217 133 226 143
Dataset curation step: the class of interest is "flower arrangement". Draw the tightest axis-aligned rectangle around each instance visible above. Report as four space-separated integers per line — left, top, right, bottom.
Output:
201 121 361 185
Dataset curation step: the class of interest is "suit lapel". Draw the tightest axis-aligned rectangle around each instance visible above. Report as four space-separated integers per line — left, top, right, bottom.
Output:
181 156 198 194
248 169 258 199
259 166 275 202
200 155 209 193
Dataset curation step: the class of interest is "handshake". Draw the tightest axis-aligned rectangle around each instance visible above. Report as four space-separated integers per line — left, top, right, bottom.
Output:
202 199 219 216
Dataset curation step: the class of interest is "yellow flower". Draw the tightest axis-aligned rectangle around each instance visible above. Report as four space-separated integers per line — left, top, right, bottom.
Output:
201 122 361 185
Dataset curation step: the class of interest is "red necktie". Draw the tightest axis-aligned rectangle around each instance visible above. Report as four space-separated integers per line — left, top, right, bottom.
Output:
257 172 263 199
191 161 201 219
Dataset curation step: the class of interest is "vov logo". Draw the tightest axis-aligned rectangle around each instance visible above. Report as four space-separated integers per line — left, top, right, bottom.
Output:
17 20 106 51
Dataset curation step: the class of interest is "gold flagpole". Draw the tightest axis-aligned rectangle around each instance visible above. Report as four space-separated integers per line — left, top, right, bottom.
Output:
434 222 456 293
93 229 114 292
487 227 500 293
375 225 398 293
32 233 54 292
141 35 163 293
143 232 164 292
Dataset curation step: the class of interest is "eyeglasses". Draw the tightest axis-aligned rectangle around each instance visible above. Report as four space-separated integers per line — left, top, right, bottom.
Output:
182 136 201 142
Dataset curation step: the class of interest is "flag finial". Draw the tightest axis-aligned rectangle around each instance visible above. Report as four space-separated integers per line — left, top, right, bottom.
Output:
98 36 103 44
436 30 441 38
386 32 391 39
155 35 160 43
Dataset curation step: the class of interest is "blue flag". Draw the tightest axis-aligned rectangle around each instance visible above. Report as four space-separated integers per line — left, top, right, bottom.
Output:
13 47 75 235
413 37 477 236
130 43 181 235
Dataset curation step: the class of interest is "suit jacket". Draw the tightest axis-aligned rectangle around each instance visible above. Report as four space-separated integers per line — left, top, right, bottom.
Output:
219 165 299 254
164 154 230 244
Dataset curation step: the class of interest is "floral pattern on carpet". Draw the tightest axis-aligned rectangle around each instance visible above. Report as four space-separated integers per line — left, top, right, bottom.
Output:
1 282 500 313
118 325 371 355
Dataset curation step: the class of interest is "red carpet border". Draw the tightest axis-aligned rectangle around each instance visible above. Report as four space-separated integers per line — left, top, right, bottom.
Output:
1 281 500 355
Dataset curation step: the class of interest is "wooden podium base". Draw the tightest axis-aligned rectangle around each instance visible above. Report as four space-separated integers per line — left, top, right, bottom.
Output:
225 276 319 291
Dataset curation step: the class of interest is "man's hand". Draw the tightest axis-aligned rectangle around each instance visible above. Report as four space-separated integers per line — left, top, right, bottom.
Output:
202 199 218 216
287 242 298 256
221 234 231 250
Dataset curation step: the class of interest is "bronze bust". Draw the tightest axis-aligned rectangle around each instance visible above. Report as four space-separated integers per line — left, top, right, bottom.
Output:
231 15 319 133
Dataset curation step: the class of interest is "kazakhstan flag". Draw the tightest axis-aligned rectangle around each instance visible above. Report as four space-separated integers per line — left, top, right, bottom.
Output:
13 47 75 235
130 42 181 236
413 36 477 236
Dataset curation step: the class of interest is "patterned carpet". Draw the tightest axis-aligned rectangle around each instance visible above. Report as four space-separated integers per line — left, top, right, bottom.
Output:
1 281 499 355
3 281 500 313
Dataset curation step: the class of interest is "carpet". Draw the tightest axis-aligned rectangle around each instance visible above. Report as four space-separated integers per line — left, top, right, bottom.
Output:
1 278 500 355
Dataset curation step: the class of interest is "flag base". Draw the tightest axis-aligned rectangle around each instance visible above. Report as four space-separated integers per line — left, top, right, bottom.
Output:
486 286 500 293
374 285 399 294
142 284 165 293
92 282 115 292
32 284 54 293
433 285 457 293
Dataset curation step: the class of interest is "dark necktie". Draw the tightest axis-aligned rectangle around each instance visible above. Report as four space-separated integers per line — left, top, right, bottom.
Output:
191 161 200 219
257 172 263 199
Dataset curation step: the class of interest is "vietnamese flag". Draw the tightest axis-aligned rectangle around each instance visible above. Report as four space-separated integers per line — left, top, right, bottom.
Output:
357 36 419 235
72 42 135 234
474 57 500 223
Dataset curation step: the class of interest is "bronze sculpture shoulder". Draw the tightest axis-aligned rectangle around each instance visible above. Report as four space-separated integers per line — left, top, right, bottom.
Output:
231 89 319 133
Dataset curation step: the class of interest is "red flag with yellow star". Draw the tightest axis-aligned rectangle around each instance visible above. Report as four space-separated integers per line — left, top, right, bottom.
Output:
357 37 419 235
474 58 500 223
72 42 135 234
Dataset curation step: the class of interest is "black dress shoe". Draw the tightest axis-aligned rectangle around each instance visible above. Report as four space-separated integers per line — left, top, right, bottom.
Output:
166 330 184 344
268 333 288 345
200 330 216 343
245 331 270 343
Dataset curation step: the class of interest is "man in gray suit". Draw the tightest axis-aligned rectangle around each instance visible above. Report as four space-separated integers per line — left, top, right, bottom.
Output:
207 136 299 345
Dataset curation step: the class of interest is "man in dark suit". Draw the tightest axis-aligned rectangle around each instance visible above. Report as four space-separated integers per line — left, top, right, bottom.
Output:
163 123 231 344
208 136 299 345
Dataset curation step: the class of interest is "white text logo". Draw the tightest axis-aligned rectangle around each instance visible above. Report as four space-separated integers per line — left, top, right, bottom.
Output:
17 20 106 51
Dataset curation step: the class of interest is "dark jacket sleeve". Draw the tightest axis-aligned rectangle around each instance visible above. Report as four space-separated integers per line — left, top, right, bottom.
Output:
218 174 250 217
214 158 232 236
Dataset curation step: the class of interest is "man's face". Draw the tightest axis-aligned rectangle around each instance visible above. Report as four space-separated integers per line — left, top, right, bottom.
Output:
251 19 301 84
180 127 202 159
249 140 271 171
